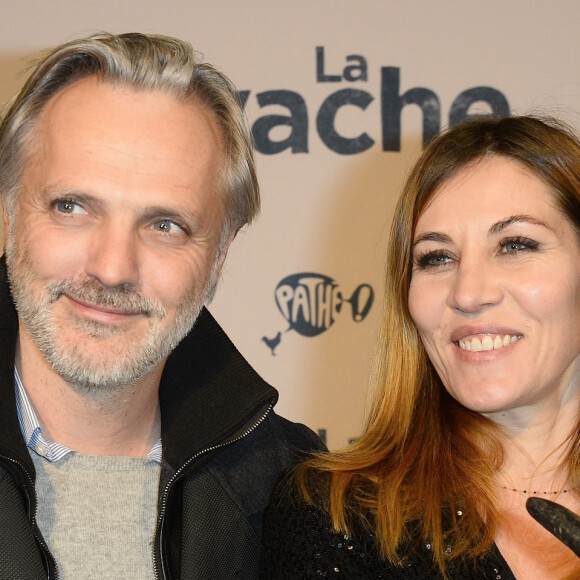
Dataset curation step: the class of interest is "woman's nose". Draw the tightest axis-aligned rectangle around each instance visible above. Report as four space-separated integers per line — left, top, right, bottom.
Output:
446 257 503 313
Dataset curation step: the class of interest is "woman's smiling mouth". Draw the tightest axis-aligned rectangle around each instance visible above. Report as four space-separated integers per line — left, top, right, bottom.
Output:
457 334 523 352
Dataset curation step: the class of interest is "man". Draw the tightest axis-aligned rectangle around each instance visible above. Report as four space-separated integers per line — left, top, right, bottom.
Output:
0 33 321 579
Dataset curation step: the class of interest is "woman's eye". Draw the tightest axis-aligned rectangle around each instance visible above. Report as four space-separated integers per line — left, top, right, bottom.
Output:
54 200 86 214
500 237 539 254
415 251 453 269
152 220 185 235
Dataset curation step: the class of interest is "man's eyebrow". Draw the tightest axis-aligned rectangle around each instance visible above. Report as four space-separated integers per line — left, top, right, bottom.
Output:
139 206 204 228
42 187 205 230
41 187 105 208
42 186 94 199
412 232 452 247
489 214 551 235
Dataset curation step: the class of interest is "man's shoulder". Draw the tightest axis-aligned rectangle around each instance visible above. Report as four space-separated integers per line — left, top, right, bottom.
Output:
260 410 324 451
211 410 324 474
202 410 324 523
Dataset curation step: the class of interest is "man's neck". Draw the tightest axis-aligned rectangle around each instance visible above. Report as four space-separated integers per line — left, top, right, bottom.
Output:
16 330 162 458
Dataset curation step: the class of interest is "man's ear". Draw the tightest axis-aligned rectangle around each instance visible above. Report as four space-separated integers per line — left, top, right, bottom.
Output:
204 230 237 305
214 229 237 276
2 204 10 251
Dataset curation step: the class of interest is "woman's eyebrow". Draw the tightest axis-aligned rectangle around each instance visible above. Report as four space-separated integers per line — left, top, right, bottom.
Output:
412 231 452 247
489 214 551 235
412 215 552 247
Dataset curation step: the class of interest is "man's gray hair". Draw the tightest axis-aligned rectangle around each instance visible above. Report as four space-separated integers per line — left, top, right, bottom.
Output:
0 32 259 238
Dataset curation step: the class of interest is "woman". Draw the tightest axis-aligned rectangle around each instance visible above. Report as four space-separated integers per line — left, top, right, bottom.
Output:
261 116 580 579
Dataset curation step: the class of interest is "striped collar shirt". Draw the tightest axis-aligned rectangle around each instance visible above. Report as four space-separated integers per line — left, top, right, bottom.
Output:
14 368 162 463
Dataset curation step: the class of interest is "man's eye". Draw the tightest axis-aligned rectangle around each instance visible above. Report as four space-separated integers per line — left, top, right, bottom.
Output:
152 220 184 234
55 200 86 214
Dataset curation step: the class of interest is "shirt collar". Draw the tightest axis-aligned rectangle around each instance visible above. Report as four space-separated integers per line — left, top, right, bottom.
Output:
14 368 162 463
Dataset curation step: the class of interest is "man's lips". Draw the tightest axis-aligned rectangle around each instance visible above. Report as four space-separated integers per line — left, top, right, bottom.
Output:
47 279 166 319
64 295 144 317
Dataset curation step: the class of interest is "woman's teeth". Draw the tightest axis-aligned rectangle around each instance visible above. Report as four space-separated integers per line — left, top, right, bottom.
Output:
458 335 521 352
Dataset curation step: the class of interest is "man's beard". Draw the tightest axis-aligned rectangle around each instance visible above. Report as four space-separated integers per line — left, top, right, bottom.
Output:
5 232 216 401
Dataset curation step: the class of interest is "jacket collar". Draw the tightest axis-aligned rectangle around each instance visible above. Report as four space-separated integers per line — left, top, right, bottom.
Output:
158 307 277 471
0 256 277 475
0 258 28 473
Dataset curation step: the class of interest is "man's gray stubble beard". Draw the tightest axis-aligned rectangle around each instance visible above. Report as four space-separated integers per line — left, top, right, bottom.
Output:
4 226 217 401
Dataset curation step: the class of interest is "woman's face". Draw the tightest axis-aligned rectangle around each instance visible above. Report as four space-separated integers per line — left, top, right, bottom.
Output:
408 155 580 420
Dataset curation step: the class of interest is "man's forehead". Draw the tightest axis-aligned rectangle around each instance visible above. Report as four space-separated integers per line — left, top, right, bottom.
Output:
39 76 220 136
16 76 227 224
28 76 223 177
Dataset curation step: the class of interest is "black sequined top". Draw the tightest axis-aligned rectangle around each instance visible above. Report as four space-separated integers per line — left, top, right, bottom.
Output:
260 477 516 579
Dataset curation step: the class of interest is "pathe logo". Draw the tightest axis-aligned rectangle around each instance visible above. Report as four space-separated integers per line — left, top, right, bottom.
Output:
262 272 374 355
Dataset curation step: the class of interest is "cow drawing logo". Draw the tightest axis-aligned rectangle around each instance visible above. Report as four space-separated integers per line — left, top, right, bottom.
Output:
262 272 374 355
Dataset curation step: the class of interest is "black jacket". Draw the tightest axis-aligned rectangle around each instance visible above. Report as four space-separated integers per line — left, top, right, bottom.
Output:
0 259 322 579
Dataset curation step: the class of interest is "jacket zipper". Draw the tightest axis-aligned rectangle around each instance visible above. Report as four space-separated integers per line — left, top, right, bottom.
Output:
0 454 58 579
152 401 274 580
1 400 274 579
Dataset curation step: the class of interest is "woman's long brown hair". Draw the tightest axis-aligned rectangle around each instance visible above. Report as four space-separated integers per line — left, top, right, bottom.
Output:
296 115 580 575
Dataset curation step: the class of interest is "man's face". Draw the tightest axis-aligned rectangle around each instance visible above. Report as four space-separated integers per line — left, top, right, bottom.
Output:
4 76 231 397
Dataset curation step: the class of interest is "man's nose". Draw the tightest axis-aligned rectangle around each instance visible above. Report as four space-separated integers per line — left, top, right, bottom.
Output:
446 257 503 314
84 223 140 289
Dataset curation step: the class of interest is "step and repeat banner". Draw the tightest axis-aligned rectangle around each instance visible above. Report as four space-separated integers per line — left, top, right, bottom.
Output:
1 1 579 448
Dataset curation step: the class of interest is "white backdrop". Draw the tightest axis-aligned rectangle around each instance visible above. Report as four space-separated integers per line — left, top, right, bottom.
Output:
1 1 579 448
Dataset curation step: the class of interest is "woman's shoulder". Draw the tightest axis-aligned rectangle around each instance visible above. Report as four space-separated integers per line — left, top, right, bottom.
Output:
261 468 436 578
265 465 329 509
260 468 515 579
260 468 388 578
